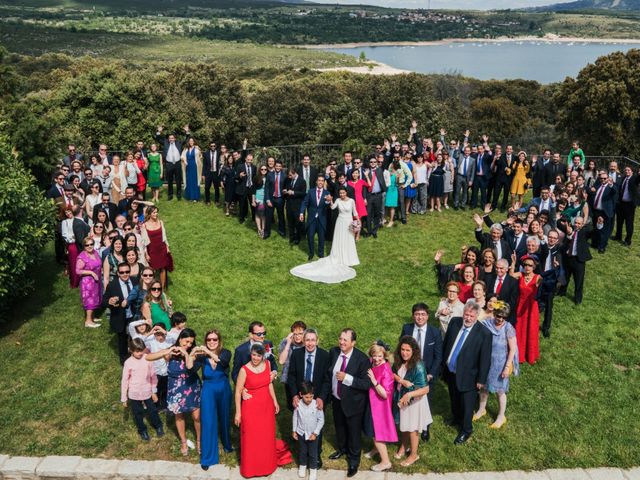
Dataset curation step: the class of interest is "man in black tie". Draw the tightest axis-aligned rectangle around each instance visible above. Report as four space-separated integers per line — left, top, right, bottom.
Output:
102 263 136 364
364 157 386 238
327 328 371 477
557 216 592 305
442 301 492 445
264 160 287 239
234 153 256 224
399 303 442 441
613 165 639 246
288 328 331 467
285 168 307 245
203 141 221 205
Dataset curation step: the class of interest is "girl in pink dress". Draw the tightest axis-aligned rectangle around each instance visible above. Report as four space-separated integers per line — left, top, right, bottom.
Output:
364 342 397 472
75 238 102 328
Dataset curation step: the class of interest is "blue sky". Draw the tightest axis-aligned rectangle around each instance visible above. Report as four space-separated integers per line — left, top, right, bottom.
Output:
307 0 573 9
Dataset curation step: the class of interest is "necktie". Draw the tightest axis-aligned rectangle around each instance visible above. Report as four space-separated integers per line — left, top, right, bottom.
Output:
371 169 376 188
316 189 321 205
622 177 629 199
246 165 251 188
305 354 313 382
572 231 579 255
478 155 483 175
496 276 503 294
337 354 347 397
123 281 132 318
448 327 469 374
416 328 423 354
595 185 605 209
304 167 310 187
275 173 280 197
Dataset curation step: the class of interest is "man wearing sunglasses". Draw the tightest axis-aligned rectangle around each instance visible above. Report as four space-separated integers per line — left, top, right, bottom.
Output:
102 263 138 364
231 321 277 383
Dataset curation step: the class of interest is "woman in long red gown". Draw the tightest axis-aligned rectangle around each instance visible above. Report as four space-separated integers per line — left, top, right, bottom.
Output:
509 253 543 365
234 343 279 478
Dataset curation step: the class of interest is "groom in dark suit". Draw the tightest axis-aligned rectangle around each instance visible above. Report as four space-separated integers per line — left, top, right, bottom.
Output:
442 301 492 445
300 174 332 260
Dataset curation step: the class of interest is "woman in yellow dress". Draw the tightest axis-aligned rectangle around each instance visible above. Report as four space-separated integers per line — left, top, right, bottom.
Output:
509 151 530 208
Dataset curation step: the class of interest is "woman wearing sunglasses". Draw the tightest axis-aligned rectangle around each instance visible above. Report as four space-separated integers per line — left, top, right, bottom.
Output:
75 238 103 328
474 301 518 429
141 280 173 331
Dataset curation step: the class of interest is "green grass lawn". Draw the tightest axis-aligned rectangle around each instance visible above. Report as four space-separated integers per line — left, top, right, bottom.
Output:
1 193 639 473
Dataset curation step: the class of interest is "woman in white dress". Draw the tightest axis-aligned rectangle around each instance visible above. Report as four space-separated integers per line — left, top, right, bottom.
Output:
290 187 360 284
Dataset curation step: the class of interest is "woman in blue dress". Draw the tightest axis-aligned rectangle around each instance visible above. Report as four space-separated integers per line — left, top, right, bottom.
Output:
146 327 202 456
194 329 233 470
181 137 202 202
402 153 417 218
384 160 399 227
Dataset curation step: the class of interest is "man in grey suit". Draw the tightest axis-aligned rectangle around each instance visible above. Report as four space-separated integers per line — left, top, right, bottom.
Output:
453 145 476 210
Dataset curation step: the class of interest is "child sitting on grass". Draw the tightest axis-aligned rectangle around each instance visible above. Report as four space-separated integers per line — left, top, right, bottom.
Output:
121 338 165 441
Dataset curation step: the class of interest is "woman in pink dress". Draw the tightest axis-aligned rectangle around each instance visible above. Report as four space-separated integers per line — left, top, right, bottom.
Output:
364 341 397 472
509 253 542 365
75 238 102 328
347 169 371 236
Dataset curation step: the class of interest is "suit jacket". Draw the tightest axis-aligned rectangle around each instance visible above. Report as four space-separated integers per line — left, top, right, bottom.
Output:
300 188 331 229
203 149 222 175
505 230 527 259
234 162 256 196
560 223 593 263
296 165 318 190
231 340 278 383
63 154 84 167
496 153 516 182
531 159 548 189
619 173 640 206
46 184 65 200
285 175 307 213
336 163 354 181
154 132 189 160
589 181 618 218
442 317 492 392
474 230 513 262
455 155 476 184
72 217 91 250
543 161 567 186
333 182 355 201
487 274 519 324
265 170 287 203
92 202 118 225
101 278 135 334
328 347 371 417
287 347 332 404
365 167 387 194
400 323 443 384
474 153 493 180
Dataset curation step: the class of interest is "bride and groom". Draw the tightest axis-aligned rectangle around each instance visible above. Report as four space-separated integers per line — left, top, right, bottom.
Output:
290 175 360 284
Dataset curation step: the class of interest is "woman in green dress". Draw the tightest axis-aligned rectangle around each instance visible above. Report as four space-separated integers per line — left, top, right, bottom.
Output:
147 143 163 202
140 279 172 330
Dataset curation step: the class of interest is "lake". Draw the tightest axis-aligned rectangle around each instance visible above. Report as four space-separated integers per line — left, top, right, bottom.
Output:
324 41 639 83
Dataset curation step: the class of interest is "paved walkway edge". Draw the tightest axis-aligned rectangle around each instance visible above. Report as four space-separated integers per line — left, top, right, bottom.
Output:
0 454 639 480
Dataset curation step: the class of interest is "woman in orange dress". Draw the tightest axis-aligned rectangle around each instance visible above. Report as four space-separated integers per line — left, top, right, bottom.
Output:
234 343 279 478
509 253 542 365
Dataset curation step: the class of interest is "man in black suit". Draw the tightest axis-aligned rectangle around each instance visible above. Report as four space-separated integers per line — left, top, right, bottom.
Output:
299 175 332 260
62 144 84 167
102 263 136 364
488 259 519 325
71 205 91 251
337 151 354 182
334 173 355 200
47 171 67 200
231 321 277 383
557 216 592 305
264 160 287 239
589 170 618 253
285 168 306 245
364 157 386 238
492 145 515 211
93 192 118 225
531 149 551 195
473 213 512 263
327 328 371 477
400 303 443 441
155 125 190 201
79 168 96 195
234 152 256 224
296 155 318 192
442 301 492 445
117 187 137 215
287 328 331 467
539 229 564 338
202 141 222 205
470 143 492 209
543 152 567 188
613 165 639 246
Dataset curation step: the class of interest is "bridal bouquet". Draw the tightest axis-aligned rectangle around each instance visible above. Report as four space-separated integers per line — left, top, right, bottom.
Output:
349 219 361 234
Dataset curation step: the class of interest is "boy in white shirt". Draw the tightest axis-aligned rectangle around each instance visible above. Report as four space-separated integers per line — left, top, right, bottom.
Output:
292 383 324 480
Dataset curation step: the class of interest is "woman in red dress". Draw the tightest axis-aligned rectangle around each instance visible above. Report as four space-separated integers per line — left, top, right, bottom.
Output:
135 150 148 199
509 253 542 365
456 264 476 303
234 343 279 478
141 206 171 290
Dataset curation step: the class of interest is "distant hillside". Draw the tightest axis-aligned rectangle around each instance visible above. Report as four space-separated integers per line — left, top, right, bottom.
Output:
535 0 640 11
0 0 302 9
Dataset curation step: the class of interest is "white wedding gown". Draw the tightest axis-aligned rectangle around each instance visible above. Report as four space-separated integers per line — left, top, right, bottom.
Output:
290 198 360 284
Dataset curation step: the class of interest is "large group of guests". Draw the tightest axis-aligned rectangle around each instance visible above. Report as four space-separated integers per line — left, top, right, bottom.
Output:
45 123 639 477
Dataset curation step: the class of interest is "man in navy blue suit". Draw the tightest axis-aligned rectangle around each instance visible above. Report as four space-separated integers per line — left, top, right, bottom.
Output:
589 170 619 254
400 302 442 442
300 174 332 261
231 321 278 383
264 160 287 239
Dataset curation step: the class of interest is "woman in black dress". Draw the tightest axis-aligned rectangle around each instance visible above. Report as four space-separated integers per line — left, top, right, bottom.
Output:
428 153 445 212
325 166 338 241
220 155 236 216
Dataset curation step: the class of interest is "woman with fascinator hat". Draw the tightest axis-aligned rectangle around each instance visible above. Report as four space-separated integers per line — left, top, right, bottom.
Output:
474 300 519 429
509 253 542 365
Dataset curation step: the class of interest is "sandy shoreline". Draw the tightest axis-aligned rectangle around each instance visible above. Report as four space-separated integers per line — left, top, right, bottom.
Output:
315 63 411 75
302 34 640 49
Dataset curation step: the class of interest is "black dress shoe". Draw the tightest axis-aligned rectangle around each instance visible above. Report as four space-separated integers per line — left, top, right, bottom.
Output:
328 451 344 460
624 240 632 246
201 465 209 471
347 466 358 477
542 328 550 338
372 232 378 239
140 431 150 441
308 255 314 261
454 432 471 445
421 429 430 442
156 427 165 437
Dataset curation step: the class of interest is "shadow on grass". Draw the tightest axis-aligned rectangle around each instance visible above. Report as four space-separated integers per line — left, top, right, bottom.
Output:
0 245 61 338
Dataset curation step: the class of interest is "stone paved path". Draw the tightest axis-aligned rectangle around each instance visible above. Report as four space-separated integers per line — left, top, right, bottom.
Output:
1 454 638 480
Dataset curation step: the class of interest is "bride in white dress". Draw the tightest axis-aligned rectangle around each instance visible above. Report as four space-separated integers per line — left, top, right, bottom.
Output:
290 187 360 283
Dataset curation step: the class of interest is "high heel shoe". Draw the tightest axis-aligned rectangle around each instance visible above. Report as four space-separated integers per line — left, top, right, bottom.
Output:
472 410 487 421
180 441 188 456
490 418 507 429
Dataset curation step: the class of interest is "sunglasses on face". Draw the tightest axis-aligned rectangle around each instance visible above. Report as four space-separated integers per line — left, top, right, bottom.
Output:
141 274 153 277
150 287 162 291
206 337 219 342
95 226 104 229
253 331 267 337
118 270 130 275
